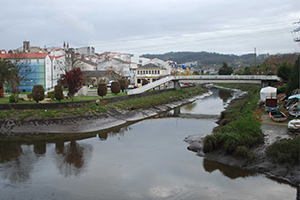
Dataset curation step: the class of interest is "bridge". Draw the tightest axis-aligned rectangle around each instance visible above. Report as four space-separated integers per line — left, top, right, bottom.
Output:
128 75 280 95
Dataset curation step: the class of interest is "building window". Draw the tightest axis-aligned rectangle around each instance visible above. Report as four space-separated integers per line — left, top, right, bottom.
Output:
137 71 140 75
37 59 39 63
158 70 160 74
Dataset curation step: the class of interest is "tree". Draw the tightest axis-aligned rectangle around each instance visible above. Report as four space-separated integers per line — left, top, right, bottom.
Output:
61 67 83 101
111 81 120 95
286 55 300 96
104 66 122 80
32 85 45 103
244 67 252 75
97 83 107 98
142 79 148 86
54 85 64 102
118 79 129 92
7 53 32 88
218 62 233 75
0 58 17 98
277 62 292 82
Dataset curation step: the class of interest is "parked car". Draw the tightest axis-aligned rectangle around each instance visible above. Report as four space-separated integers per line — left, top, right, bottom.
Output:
128 85 134 89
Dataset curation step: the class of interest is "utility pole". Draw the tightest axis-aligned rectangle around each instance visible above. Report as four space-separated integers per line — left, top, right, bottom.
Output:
254 47 256 67
291 20 300 89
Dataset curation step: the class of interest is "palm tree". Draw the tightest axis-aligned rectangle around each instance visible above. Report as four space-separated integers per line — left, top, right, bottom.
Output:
0 58 17 98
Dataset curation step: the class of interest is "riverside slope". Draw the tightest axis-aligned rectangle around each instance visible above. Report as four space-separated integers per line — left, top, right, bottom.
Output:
184 87 299 186
0 92 212 136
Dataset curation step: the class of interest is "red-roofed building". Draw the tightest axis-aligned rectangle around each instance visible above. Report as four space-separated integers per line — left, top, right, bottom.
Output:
0 52 59 92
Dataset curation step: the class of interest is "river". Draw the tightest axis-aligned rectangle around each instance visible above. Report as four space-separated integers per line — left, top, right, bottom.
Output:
0 88 297 200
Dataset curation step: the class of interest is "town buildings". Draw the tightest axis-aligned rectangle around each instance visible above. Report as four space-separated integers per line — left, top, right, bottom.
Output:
1 41 192 92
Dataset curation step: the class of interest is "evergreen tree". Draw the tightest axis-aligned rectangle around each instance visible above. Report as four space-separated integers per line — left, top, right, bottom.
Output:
97 83 107 98
218 62 233 75
54 85 64 102
286 56 300 96
277 62 292 82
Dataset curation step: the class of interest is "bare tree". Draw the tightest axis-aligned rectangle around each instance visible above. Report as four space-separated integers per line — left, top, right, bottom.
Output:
7 52 32 91
104 66 122 81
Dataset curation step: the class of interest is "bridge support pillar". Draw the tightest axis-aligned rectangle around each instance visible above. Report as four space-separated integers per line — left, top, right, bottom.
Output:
261 80 271 88
172 80 181 91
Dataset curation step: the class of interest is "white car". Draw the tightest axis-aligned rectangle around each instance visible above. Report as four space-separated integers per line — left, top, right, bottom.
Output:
107 80 114 87
128 85 134 89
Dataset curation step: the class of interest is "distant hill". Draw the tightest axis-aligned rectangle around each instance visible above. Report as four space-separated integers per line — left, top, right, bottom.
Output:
141 51 267 69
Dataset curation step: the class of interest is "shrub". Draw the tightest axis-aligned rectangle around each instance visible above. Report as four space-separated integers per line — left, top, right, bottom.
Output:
9 95 16 103
47 91 55 100
203 134 218 153
118 79 129 92
111 81 120 95
277 84 287 94
27 93 32 101
266 136 299 165
32 85 45 103
54 85 64 102
97 83 107 98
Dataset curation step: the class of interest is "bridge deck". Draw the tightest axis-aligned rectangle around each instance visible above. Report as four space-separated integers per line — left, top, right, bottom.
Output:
128 75 280 95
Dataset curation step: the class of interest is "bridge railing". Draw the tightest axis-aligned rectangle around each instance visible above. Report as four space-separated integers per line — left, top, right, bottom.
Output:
173 75 280 81
128 76 173 95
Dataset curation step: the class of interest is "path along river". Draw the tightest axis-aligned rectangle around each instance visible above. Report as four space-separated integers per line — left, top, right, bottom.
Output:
0 88 297 200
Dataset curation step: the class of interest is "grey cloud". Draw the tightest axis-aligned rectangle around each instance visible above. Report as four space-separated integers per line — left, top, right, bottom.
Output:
0 0 299 55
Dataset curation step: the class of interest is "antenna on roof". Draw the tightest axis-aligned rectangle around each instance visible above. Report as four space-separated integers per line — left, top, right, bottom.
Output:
292 20 300 44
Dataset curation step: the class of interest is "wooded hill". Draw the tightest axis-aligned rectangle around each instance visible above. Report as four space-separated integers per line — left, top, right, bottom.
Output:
141 51 268 68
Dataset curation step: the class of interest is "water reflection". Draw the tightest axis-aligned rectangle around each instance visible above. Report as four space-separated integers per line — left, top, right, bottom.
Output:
0 142 37 183
203 158 257 179
182 102 197 111
98 126 129 141
54 140 93 177
218 89 233 105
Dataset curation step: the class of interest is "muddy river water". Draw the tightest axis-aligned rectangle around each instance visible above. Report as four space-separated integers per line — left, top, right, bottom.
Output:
0 88 297 199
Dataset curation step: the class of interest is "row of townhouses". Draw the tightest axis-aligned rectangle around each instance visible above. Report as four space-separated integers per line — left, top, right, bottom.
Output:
0 41 188 92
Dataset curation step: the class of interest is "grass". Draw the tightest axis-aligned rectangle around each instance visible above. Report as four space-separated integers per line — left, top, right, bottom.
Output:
203 83 264 158
266 136 300 165
0 92 128 104
0 87 207 121
107 87 207 110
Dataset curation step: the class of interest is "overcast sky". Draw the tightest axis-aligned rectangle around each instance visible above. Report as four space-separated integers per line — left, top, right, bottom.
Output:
1 0 299 56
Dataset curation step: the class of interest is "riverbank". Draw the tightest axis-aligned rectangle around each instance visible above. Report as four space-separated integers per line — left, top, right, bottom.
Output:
0 87 210 136
184 84 299 186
